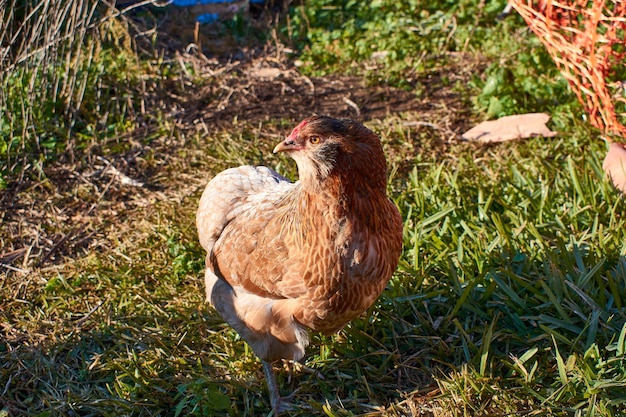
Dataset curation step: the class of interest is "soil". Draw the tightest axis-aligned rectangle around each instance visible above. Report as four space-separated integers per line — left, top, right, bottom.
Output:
176 49 474 130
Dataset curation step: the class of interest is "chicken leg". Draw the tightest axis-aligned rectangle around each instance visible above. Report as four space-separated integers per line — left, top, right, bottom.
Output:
262 360 281 414
262 360 295 415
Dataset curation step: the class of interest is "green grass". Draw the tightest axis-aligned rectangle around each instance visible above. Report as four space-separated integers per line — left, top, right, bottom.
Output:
388 132 626 415
287 0 574 118
2 0 626 416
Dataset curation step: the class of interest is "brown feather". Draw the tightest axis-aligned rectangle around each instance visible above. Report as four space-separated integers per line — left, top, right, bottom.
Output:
196 116 403 361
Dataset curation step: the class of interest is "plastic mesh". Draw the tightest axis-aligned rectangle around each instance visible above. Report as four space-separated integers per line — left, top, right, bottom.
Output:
510 0 626 141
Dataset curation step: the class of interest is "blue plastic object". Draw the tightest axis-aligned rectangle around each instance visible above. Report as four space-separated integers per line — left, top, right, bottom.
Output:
171 0 233 5
170 0 264 5
196 13 220 23
169 0 266 23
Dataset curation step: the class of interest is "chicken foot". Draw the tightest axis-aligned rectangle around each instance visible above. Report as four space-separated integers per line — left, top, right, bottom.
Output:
262 360 295 415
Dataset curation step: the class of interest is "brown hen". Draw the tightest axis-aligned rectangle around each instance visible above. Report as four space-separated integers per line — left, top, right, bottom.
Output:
196 115 403 412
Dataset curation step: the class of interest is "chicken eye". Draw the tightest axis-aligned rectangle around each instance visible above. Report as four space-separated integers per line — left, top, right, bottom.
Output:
309 136 321 144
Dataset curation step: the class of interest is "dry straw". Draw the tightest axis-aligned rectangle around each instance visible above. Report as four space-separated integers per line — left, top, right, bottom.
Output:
510 0 626 142
1 1 100 108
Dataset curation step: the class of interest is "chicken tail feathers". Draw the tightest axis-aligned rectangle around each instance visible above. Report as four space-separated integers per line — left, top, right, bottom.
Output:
205 268 309 362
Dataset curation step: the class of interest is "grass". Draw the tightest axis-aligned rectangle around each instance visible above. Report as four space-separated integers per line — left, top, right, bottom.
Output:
391 133 626 415
0 0 165 189
2 0 626 416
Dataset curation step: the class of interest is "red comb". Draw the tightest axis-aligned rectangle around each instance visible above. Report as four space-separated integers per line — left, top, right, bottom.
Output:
290 119 309 136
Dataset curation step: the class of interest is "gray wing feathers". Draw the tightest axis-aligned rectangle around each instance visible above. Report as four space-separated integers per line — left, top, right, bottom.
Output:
196 165 292 254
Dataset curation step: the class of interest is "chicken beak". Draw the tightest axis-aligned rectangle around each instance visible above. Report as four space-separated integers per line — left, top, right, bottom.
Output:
273 139 299 153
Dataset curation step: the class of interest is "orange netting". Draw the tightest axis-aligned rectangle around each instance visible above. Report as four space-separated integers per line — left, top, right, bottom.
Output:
510 0 626 141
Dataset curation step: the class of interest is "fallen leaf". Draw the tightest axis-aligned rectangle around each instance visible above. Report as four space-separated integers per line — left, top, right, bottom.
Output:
603 142 626 193
462 113 558 143
252 67 283 80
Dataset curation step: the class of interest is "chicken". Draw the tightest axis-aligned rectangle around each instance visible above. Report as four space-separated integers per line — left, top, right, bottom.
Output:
196 115 403 412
